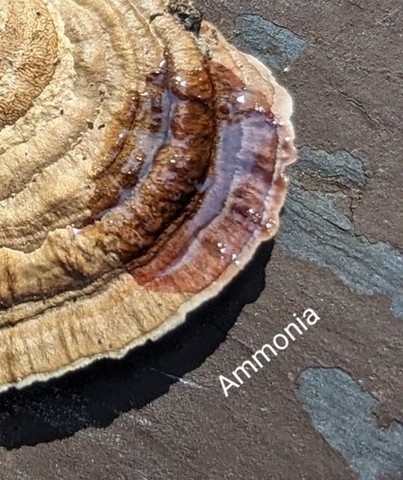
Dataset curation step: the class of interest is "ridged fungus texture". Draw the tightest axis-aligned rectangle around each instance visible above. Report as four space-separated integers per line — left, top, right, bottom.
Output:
0 0 296 391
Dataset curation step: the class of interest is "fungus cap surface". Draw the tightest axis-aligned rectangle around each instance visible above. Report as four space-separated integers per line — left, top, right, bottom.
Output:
0 0 296 391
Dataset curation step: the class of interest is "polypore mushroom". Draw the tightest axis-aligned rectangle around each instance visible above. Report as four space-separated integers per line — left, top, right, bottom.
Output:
0 0 296 391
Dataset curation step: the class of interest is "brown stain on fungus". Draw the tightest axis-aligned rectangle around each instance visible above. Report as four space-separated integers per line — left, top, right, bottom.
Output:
130 61 280 293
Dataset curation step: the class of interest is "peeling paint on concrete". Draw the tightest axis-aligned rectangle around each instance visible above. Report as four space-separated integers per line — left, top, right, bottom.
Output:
231 14 306 72
278 147 403 318
297 368 403 480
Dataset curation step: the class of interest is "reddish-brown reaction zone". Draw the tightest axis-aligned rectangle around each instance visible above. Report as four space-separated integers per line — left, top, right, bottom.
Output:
130 61 282 293
77 55 284 294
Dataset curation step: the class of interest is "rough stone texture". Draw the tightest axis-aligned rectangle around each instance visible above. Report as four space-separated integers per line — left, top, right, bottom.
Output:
0 0 402 479
232 14 307 71
280 147 403 318
298 368 403 480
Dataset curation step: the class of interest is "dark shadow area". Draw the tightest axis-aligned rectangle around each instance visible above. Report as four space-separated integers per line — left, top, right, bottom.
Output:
0 242 274 449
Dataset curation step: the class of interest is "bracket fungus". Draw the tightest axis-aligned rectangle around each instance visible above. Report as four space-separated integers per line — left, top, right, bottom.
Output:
0 0 296 392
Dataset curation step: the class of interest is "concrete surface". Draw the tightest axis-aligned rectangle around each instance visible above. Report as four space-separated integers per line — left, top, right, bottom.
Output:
0 0 402 479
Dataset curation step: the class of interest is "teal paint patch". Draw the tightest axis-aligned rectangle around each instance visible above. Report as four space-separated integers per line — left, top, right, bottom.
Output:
231 14 306 72
297 368 403 480
278 147 403 318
